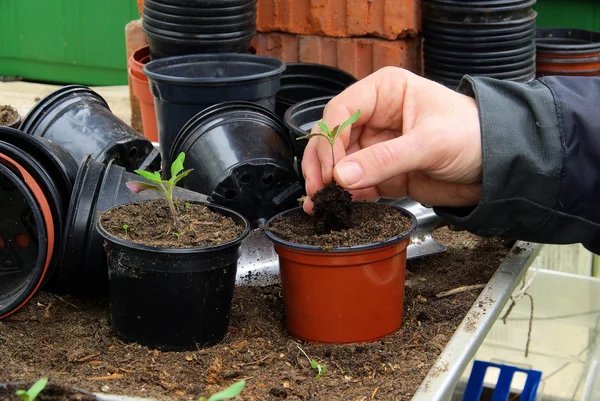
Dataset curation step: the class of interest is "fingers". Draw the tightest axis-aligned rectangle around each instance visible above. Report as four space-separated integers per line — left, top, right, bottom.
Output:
333 131 430 190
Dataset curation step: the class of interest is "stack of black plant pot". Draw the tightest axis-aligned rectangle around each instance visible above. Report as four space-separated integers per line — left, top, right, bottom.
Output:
423 0 537 88
142 0 257 58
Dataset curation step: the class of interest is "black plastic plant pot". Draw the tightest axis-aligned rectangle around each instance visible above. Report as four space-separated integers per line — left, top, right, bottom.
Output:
424 47 535 66
56 156 209 295
283 96 333 176
144 0 256 17
142 12 253 34
536 28 600 55
423 1 535 24
145 30 256 58
96 200 250 351
423 9 536 27
169 101 302 226
144 53 285 164
424 42 535 59
143 5 255 25
424 55 535 74
424 19 536 36
19 85 158 173
0 162 50 319
275 63 357 118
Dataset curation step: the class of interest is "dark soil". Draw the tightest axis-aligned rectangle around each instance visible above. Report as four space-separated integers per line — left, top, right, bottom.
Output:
0 105 19 126
268 202 412 249
0 228 513 401
311 181 353 234
100 199 244 248
0 383 96 401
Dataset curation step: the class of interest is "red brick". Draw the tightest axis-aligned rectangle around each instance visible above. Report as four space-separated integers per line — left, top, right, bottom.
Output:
254 32 422 80
125 19 147 134
256 0 420 40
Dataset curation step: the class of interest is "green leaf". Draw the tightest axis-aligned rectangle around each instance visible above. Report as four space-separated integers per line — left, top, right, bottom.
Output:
134 170 162 183
336 109 361 138
170 169 193 185
317 121 331 136
170 152 186 180
310 360 318 369
24 378 48 401
207 380 246 401
15 389 28 401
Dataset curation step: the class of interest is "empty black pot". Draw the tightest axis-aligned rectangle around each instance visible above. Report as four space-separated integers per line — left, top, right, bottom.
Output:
144 53 285 165
0 163 48 318
97 200 250 351
170 101 302 226
283 96 332 172
423 0 536 86
0 128 79 288
19 85 158 173
56 156 209 295
276 63 357 119
142 0 257 58
536 28 600 55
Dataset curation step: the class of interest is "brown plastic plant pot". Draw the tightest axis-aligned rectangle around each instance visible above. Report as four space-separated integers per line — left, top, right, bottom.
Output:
0 153 54 319
129 69 158 142
265 205 416 343
129 45 152 81
537 68 600 77
536 51 600 60
536 56 600 72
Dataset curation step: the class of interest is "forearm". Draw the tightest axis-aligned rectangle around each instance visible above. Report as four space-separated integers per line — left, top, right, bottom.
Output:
434 76 600 253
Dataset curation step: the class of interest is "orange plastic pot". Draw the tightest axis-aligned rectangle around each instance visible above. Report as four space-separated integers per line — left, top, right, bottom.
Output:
128 46 158 142
265 206 416 343
537 57 600 72
0 153 54 319
137 0 145 15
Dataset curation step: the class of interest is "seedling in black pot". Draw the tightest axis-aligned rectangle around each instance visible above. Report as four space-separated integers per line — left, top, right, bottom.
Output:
126 151 192 231
15 378 48 401
296 110 361 233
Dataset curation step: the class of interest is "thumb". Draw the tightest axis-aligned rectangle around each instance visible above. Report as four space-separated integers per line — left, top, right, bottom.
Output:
333 133 428 190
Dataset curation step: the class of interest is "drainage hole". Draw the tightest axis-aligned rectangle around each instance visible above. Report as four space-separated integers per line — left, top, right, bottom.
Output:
240 174 251 184
224 189 237 200
14 234 30 248
128 147 138 159
262 174 274 185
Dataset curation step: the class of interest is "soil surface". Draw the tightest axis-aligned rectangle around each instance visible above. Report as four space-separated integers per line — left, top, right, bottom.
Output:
0 383 96 401
0 228 513 401
101 199 244 248
0 105 19 126
311 181 353 233
268 203 412 249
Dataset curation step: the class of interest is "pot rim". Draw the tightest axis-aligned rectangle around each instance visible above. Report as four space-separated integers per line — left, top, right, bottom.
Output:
143 53 285 85
0 156 54 319
283 95 333 136
265 204 416 252
96 199 251 254
170 101 293 164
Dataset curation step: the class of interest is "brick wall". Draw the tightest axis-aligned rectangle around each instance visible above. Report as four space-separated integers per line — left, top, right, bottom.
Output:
254 0 423 79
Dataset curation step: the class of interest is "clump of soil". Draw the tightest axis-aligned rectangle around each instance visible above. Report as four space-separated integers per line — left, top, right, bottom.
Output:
0 383 96 401
0 229 514 401
311 180 353 234
268 202 412 249
0 105 19 126
101 199 244 248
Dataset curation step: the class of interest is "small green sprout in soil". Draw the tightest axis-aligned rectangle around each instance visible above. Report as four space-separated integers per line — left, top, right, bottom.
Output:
296 110 361 234
126 152 192 231
15 377 48 401
297 344 327 379
198 380 246 401
122 224 129 236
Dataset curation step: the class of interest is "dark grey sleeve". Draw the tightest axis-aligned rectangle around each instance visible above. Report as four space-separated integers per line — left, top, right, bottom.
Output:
433 76 600 254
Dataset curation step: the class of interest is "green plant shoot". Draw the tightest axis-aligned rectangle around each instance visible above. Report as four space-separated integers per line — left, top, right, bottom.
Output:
126 152 192 231
297 344 327 379
15 377 48 401
198 380 246 401
122 224 129 236
297 109 361 167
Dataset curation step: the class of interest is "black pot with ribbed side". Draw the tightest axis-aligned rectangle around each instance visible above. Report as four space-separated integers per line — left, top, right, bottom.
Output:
275 63 357 119
19 85 158 173
144 53 285 168
97 200 250 351
142 0 257 58
423 0 537 84
169 101 302 227
56 156 209 296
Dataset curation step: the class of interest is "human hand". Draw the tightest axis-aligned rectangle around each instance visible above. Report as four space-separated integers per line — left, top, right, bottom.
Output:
301 67 483 214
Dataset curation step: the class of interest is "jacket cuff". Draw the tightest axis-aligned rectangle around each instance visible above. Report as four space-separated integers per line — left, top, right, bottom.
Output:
433 76 564 239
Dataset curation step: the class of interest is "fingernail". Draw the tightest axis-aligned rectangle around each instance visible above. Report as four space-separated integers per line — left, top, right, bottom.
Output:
336 161 363 186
